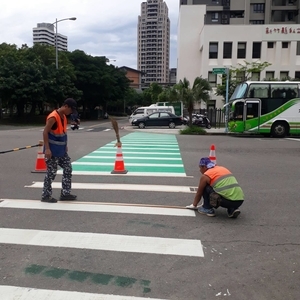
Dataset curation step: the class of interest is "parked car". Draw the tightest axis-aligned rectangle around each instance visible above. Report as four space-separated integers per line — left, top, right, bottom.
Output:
131 111 183 129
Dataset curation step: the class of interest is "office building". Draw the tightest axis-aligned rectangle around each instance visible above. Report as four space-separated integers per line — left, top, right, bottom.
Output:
177 1 300 108
169 68 177 85
137 0 170 88
33 23 68 51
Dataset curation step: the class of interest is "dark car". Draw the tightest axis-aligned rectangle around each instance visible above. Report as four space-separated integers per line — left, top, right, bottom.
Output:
131 111 183 129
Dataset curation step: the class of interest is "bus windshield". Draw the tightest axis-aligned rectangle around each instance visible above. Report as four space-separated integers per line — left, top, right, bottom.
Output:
230 83 248 101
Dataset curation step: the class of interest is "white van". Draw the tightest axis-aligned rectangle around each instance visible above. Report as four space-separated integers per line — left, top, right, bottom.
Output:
129 105 175 124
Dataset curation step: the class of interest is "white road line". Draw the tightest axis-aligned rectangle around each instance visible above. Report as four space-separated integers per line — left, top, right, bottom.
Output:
84 156 182 161
0 200 196 217
101 147 179 151
0 285 168 300
105 142 178 149
25 182 195 193
57 171 191 177
286 138 300 142
94 151 181 155
0 228 204 257
108 142 178 145
72 162 183 167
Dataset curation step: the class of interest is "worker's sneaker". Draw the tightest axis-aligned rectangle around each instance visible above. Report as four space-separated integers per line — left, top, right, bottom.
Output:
59 194 77 201
41 196 57 203
228 209 241 218
198 206 215 217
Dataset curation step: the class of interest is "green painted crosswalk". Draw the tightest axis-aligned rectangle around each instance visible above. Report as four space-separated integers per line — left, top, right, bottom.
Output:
60 132 187 177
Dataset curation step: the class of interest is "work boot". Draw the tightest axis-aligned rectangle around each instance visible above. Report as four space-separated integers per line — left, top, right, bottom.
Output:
59 194 77 201
41 196 57 203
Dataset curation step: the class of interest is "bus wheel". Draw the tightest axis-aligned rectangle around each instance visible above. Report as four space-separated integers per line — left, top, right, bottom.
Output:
271 122 288 138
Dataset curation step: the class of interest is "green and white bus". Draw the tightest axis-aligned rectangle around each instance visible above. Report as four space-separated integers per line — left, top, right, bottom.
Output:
225 81 300 137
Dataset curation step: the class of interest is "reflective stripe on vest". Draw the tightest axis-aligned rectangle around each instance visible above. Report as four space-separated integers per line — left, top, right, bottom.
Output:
205 166 244 201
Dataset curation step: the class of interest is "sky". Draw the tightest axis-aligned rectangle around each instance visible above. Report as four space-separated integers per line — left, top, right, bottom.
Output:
1 0 179 69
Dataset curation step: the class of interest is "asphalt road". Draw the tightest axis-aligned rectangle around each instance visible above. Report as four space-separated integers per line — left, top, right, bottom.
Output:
0 119 299 300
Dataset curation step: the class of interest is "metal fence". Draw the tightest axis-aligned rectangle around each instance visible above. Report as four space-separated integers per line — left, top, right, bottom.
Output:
192 109 225 128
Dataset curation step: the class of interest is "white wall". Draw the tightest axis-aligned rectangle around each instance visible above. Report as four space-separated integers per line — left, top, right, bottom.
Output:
177 5 206 86
178 5 300 109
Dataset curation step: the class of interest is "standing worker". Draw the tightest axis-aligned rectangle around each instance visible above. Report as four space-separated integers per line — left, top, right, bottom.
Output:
41 98 79 203
186 157 244 218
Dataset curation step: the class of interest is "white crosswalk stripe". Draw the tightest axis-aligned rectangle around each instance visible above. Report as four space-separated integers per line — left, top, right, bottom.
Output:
0 227 203 257
0 285 167 300
0 199 195 217
25 182 196 193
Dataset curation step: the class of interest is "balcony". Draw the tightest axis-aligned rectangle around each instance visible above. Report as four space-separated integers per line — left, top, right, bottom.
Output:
271 5 298 11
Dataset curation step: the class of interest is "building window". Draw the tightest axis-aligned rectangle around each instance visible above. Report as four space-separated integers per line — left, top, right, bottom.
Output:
251 72 260 81
223 42 232 59
237 42 246 59
236 71 246 82
250 20 264 24
267 42 274 48
209 42 218 59
208 71 217 87
297 41 300 56
266 71 275 80
280 71 289 80
211 12 219 22
253 4 265 13
295 71 300 79
252 42 261 59
282 42 289 49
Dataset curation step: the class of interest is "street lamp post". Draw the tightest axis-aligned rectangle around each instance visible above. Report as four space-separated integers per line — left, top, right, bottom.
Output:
54 17 76 69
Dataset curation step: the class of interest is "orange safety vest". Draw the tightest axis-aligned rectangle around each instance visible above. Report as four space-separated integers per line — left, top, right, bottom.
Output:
46 110 67 157
205 166 244 201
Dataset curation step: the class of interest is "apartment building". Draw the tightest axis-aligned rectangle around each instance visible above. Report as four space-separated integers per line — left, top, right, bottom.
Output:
33 23 68 51
180 0 300 25
137 0 170 88
177 1 300 108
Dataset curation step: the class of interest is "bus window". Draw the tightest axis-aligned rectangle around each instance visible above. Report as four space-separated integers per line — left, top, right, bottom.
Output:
271 84 298 102
230 83 248 100
247 84 269 98
233 102 244 120
246 103 259 120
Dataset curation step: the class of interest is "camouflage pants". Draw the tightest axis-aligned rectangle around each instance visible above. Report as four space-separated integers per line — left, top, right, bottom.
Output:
42 153 72 198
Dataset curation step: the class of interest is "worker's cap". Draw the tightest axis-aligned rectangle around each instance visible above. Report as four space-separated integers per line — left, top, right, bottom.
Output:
199 157 215 169
63 98 78 114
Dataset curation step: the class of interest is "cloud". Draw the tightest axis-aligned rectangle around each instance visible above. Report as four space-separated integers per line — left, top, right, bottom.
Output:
0 0 178 69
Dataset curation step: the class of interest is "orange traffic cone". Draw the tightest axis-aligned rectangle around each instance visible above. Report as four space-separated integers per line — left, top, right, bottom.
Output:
111 145 128 174
31 140 47 173
209 144 216 164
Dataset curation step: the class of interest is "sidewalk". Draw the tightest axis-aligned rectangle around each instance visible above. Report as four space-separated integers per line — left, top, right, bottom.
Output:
124 125 228 135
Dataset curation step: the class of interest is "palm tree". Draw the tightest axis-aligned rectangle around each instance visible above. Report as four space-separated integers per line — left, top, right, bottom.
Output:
176 77 211 126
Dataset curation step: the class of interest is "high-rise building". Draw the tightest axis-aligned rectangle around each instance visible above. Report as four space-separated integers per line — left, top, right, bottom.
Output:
177 0 300 108
180 0 300 25
138 0 170 88
33 23 68 51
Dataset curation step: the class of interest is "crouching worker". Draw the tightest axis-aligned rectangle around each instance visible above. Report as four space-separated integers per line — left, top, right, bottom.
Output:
186 157 244 218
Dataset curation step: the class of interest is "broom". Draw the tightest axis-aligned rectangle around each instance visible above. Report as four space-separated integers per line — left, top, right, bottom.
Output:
109 116 121 147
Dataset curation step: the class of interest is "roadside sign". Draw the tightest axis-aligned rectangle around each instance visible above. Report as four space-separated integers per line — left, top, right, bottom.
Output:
212 68 226 74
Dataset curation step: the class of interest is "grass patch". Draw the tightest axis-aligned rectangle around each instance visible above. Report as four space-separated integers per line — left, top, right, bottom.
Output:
180 125 207 135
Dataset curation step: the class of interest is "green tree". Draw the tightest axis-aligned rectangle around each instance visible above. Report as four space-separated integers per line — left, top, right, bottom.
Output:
176 77 211 126
68 51 130 118
216 61 271 100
